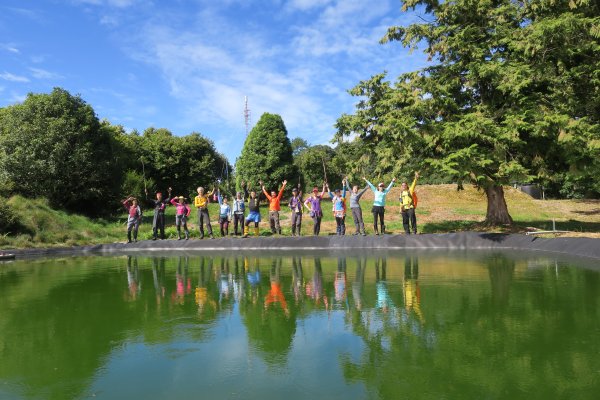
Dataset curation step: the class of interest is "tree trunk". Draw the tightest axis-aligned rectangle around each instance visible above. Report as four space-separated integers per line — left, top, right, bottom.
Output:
484 185 513 226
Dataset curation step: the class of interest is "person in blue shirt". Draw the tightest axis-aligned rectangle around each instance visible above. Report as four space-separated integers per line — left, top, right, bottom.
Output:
217 189 231 237
364 176 396 235
328 179 348 235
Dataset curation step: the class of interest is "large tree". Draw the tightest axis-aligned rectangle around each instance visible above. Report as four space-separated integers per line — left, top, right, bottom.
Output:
0 88 121 216
336 0 600 224
235 113 298 192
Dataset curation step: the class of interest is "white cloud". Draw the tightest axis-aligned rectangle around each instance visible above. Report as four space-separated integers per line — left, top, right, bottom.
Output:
0 43 20 54
29 67 63 80
0 72 30 83
287 0 333 11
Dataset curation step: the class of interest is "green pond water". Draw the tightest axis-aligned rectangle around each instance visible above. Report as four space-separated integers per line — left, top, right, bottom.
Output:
1 252 599 400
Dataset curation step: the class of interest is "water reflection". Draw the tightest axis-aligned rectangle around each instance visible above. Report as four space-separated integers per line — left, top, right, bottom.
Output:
1 254 599 399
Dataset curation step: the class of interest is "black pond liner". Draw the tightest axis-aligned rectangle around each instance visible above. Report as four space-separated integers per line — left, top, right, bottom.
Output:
5 232 600 270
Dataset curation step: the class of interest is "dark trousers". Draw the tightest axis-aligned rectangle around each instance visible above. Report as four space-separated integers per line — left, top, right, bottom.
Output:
233 213 244 235
351 207 365 234
219 216 229 236
312 214 322 236
372 206 385 232
175 214 189 238
335 216 346 235
197 208 212 236
127 219 139 242
152 211 166 238
291 211 302 236
402 207 417 234
269 211 281 234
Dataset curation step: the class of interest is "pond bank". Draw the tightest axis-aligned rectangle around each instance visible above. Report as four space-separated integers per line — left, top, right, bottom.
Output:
5 232 600 262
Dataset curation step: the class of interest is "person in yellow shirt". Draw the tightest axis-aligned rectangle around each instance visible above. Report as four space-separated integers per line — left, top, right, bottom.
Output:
194 186 215 239
400 171 419 234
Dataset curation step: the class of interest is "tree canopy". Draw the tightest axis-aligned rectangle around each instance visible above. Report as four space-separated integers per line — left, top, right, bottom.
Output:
235 113 298 193
336 0 600 224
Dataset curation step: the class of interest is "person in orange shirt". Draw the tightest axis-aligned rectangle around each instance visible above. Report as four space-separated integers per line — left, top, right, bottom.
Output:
260 179 287 235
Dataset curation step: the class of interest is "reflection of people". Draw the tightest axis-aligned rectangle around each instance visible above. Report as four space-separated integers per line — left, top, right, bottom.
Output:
174 256 191 304
375 258 394 312
291 257 304 302
152 257 166 304
403 256 423 322
334 257 348 306
219 258 232 302
352 257 366 311
196 257 217 313
265 258 288 315
126 256 141 300
305 257 328 309
246 257 261 305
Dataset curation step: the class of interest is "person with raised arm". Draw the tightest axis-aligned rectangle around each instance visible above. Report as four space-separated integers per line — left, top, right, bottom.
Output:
170 195 191 240
262 179 287 235
216 188 231 237
364 176 396 235
328 179 348 235
243 182 262 238
123 196 142 243
149 187 172 240
194 186 215 239
303 182 327 236
288 182 303 236
346 178 368 236
400 172 420 234
231 181 248 236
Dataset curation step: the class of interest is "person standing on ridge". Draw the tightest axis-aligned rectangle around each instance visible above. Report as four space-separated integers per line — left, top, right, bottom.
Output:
149 187 172 240
194 186 215 239
304 183 327 236
346 178 368 236
170 195 191 240
328 180 348 235
217 188 231 237
123 196 142 243
364 176 396 235
400 172 419 234
231 181 248 236
261 179 287 235
243 183 262 238
288 183 303 236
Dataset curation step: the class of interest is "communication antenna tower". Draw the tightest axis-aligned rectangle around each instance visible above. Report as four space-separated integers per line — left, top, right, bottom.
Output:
244 96 251 135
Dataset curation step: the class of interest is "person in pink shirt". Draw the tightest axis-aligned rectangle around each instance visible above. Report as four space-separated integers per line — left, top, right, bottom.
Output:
122 197 142 243
170 195 191 240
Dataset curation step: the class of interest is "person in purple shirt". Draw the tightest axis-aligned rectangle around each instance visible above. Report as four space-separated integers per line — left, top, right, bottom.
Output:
303 182 327 236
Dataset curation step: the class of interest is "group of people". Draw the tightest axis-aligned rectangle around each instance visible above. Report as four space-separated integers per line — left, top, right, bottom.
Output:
121 172 419 243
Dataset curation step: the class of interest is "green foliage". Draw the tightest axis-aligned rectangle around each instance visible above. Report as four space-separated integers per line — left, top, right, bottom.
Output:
294 144 340 189
236 113 299 192
290 137 309 156
0 197 24 235
0 88 121 216
337 0 600 223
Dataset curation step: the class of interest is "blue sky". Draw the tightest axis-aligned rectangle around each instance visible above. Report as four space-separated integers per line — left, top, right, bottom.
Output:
0 0 428 162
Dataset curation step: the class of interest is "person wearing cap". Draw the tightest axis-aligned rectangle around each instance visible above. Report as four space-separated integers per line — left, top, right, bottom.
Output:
346 178 368 235
123 196 142 243
243 184 262 237
328 179 348 235
304 182 327 236
261 179 287 235
400 172 419 234
288 182 303 236
364 176 397 235
231 181 248 236
170 195 191 240
217 188 232 237
149 187 172 240
194 186 215 239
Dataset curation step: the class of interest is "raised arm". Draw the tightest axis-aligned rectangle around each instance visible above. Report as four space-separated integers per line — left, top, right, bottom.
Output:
320 182 327 198
364 177 376 192
217 189 223 205
356 186 369 199
207 187 215 197
262 185 272 201
410 172 419 194
170 197 178 206
383 178 396 194
277 180 287 200
342 180 347 198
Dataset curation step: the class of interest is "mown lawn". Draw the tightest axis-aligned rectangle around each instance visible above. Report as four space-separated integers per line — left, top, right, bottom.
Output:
2 185 599 249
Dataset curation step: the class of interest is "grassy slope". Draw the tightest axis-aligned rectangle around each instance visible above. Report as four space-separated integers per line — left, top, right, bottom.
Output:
2 186 599 249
